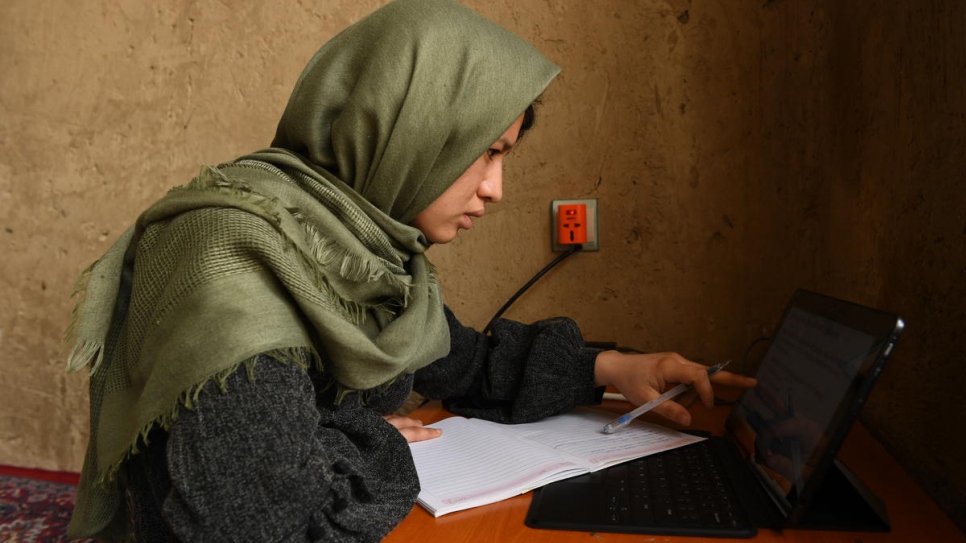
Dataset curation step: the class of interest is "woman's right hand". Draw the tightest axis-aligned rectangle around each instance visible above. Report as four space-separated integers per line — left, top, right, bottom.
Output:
383 414 443 443
594 350 757 426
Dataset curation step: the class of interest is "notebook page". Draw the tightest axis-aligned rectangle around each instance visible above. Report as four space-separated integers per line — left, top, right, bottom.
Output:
409 417 586 516
507 407 705 469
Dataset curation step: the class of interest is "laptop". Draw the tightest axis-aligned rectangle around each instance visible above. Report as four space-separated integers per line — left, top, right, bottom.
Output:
525 289 904 538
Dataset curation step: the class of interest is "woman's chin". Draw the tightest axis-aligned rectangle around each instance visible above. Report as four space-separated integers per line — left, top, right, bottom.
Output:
434 232 460 244
423 228 460 245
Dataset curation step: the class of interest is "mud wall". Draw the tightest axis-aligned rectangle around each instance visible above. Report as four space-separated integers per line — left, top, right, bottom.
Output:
1 0 962 531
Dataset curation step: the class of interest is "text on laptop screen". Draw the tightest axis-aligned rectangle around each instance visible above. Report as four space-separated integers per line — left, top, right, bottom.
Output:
728 306 878 510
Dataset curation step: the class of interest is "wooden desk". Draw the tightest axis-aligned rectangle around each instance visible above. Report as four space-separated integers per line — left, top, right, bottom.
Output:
385 400 964 543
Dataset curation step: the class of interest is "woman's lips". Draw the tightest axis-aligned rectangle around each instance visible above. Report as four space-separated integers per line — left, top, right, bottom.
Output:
461 209 485 229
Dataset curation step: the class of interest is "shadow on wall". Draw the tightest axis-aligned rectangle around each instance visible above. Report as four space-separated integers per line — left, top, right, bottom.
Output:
755 0 966 534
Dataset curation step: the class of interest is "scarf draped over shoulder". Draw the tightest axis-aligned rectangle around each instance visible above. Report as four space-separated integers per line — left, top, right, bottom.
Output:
65 0 559 538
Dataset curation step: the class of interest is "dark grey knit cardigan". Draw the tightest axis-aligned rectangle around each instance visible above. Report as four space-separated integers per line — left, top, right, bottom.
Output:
121 307 603 542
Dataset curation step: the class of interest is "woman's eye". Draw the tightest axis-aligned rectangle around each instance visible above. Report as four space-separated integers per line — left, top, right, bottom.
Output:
486 148 500 159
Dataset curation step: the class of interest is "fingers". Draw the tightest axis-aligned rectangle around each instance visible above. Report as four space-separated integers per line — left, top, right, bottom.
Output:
661 356 757 401
383 414 422 430
652 355 759 413
710 370 758 389
660 357 717 408
651 399 692 426
677 389 700 408
601 351 760 428
398 425 443 443
383 414 442 443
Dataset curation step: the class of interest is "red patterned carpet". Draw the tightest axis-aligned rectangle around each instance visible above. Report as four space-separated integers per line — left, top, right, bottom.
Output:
0 465 99 542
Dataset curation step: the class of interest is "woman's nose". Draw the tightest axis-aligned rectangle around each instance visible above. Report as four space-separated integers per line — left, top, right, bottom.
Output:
478 164 503 202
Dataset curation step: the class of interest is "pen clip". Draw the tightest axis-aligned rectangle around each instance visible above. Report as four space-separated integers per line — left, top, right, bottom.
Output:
709 359 731 376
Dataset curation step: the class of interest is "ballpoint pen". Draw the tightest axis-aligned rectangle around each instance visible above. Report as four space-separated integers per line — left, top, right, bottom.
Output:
602 360 731 434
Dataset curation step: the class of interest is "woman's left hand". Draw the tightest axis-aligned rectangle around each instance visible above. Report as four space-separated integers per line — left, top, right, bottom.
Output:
383 414 443 443
593 350 757 426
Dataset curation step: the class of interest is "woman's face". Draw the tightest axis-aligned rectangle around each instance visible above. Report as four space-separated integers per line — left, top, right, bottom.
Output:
410 114 525 244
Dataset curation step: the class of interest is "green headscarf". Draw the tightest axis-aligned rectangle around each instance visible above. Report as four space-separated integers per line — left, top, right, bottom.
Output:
65 0 559 538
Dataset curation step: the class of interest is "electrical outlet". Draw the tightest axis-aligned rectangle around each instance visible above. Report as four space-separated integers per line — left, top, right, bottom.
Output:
557 203 588 245
551 199 599 252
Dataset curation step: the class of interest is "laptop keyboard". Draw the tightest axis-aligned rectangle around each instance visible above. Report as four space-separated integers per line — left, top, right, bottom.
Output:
597 440 746 529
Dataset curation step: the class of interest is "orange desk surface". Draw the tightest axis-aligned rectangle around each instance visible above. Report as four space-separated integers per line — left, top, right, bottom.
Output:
385 400 964 543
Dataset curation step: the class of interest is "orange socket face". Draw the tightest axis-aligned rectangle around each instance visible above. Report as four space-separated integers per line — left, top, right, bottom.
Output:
557 203 588 245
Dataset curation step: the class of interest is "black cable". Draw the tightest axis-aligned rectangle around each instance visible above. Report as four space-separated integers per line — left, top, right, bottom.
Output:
714 335 771 405
740 336 771 376
482 244 582 335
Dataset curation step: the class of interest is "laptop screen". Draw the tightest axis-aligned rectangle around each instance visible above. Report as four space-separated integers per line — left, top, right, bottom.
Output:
725 289 903 519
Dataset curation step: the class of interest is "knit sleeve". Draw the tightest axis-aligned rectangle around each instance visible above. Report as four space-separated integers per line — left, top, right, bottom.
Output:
157 355 418 543
412 306 605 423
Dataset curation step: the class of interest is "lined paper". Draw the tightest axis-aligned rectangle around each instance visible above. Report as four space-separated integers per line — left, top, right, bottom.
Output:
408 408 704 516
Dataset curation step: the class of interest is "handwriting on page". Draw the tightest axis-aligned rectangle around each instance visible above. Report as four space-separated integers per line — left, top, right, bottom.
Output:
510 408 704 466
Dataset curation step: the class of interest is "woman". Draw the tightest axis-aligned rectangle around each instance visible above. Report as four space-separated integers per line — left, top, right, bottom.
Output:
65 0 754 541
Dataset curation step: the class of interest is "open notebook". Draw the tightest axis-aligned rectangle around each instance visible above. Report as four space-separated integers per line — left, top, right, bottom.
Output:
408 407 704 517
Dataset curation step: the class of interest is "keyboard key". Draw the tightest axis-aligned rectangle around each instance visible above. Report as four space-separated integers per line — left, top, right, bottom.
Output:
597 441 747 530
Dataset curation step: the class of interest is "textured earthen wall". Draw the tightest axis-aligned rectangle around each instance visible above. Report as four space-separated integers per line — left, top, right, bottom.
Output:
1 0 962 531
